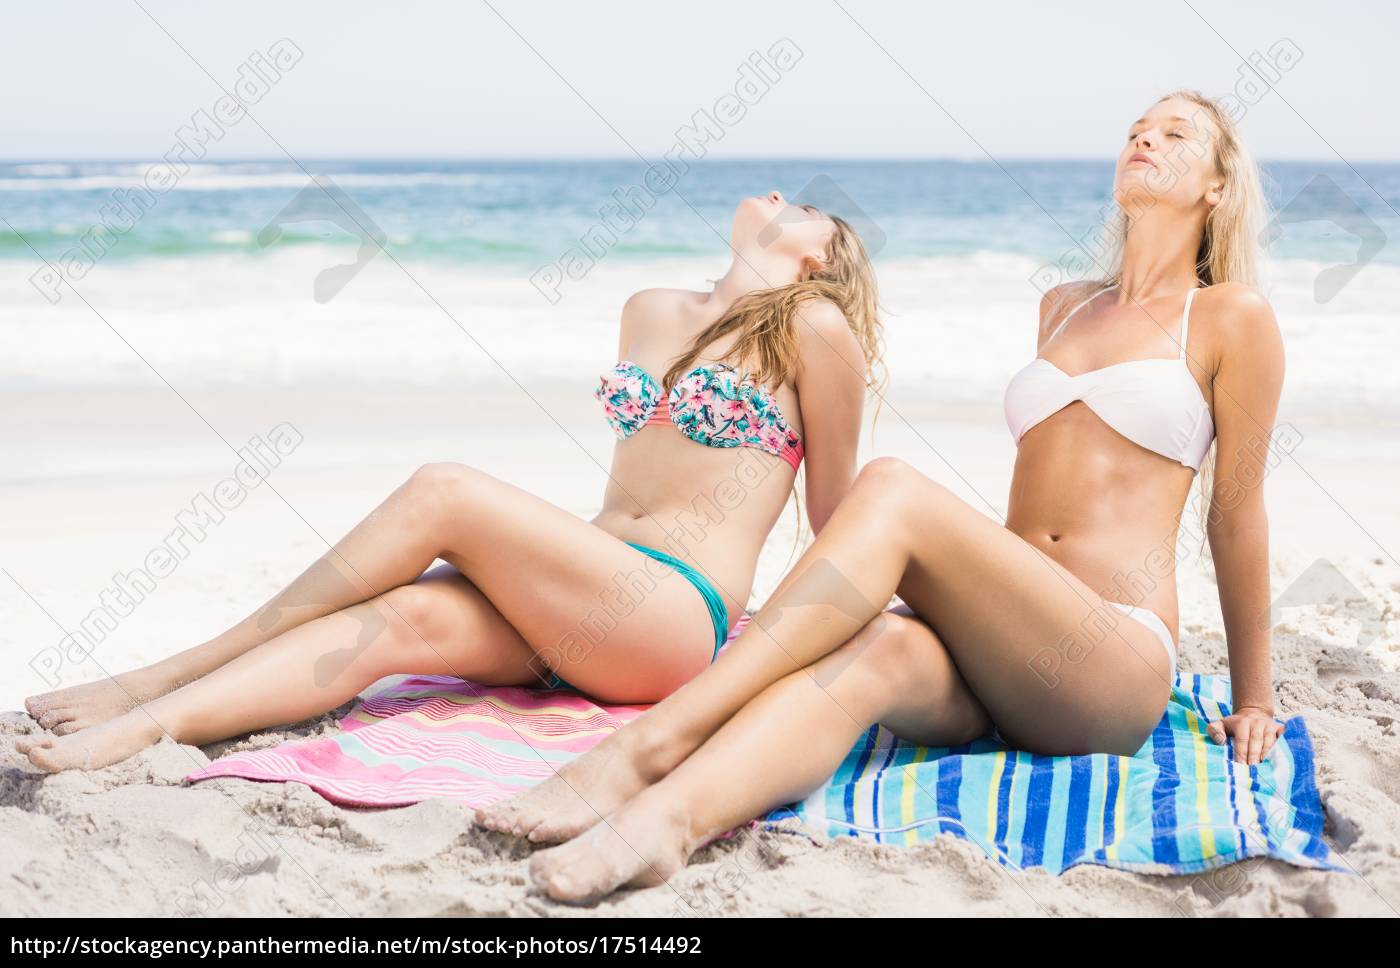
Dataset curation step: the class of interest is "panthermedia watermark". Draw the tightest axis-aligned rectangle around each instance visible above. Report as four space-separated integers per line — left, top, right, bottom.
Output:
257 175 387 303
1259 558 1384 648
27 39 305 305
1260 173 1387 303
27 423 305 687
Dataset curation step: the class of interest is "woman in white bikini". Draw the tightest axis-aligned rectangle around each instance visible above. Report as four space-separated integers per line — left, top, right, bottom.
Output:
481 90 1288 903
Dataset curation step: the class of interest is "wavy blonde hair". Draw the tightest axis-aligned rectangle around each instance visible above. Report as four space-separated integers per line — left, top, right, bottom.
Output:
662 212 884 554
1092 89 1267 550
662 214 884 396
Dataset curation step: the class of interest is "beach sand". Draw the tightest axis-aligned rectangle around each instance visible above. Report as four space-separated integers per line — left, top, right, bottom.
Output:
3 376 1399 917
2 381 1400 918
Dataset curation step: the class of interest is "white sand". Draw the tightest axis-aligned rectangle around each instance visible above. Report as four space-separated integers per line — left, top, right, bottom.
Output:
2 254 1399 916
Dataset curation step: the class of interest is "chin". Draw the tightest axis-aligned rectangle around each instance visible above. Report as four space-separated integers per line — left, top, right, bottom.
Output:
736 195 771 221
1113 172 1156 206
1114 166 1149 188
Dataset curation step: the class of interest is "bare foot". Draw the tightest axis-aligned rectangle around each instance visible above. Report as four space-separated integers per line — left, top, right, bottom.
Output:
17 711 165 773
24 668 176 735
476 728 665 844
528 789 694 905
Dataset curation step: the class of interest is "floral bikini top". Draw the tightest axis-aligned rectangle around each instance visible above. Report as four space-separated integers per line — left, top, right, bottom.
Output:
595 361 804 471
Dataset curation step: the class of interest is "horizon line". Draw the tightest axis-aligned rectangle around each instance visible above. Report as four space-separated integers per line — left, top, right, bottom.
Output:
1 154 1396 166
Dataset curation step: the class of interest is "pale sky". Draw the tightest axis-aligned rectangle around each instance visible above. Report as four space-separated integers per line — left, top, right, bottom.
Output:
4 0 1396 161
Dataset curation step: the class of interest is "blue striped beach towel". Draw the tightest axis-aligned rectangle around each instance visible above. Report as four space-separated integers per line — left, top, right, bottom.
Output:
767 673 1340 875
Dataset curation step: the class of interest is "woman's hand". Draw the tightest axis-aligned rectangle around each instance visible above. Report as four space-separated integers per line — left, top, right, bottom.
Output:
1206 705 1284 765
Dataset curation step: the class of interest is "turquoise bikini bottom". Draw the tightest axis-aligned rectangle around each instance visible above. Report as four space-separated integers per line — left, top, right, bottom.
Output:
546 541 730 690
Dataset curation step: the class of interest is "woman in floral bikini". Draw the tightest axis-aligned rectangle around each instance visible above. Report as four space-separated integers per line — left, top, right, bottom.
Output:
21 190 896 774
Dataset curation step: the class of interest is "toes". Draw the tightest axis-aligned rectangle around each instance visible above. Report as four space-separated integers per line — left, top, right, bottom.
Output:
529 850 584 902
478 806 511 832
27 745 67 773
26 688 79 718
52 719 87 736
498 808 530 838
36 708 75 730
475 801 520 834
14 736 52 755
18 738 66 772
524 796 605 844
526 819 575 845
527 828 643 905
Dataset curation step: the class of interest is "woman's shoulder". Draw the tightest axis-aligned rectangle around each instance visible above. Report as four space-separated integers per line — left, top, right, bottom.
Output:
792 297 864 382
1037 280 1105 338
618 288 700 335
792 296 851 339
1040 280 1104 306
1195 282 1283 375
1195 282 1278 342
622 287 697 311
1196 280 1273 316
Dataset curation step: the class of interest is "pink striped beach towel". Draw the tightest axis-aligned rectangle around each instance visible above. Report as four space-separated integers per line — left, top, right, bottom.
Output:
186 616 751 807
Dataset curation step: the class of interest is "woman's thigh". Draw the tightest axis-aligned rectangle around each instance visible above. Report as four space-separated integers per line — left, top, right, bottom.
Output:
375 564 542 686
878 469 1173 755
420 464 721 702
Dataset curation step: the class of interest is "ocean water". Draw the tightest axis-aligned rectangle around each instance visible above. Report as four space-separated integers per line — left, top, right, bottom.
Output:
1 159 1397 419
2 158 1398 267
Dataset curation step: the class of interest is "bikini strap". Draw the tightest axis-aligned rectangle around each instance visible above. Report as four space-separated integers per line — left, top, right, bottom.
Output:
1179 287 1199 360
1047 282 1115 342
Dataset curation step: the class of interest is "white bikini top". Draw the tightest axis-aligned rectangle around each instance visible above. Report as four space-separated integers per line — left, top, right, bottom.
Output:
1003 284 1214 472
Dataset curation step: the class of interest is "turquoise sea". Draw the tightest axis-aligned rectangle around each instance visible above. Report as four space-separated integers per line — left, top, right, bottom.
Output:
2 158 1397 269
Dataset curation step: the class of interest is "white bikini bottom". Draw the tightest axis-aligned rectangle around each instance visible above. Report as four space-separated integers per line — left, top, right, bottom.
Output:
1107 601 1178 680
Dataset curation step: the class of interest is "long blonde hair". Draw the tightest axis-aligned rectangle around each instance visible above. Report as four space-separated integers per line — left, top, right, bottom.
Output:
661 214 884 396
662 212 884 555
1096 90 1267 551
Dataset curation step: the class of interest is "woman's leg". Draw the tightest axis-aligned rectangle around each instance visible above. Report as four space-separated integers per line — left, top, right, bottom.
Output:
27 463 525 732
528 608 990 902
26 462 724 734
20 464 729 771
17 565 544 771
484 457 1174 842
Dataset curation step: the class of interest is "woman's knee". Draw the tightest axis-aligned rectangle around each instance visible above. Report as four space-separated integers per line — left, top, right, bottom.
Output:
852 457 949 512
404 461 483 503
832 612 991 745
817 613 931 712
398 461 483 532
371 583 458 657
856 612 938 682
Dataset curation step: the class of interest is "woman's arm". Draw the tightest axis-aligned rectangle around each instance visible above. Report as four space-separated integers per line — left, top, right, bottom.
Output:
792 299 869 534
1201 283 1286 765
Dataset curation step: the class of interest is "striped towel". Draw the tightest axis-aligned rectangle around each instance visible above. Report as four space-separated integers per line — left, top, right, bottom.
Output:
186 679 653 808
188 625 1336 876
189 615 755 805
778 673 1339 875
